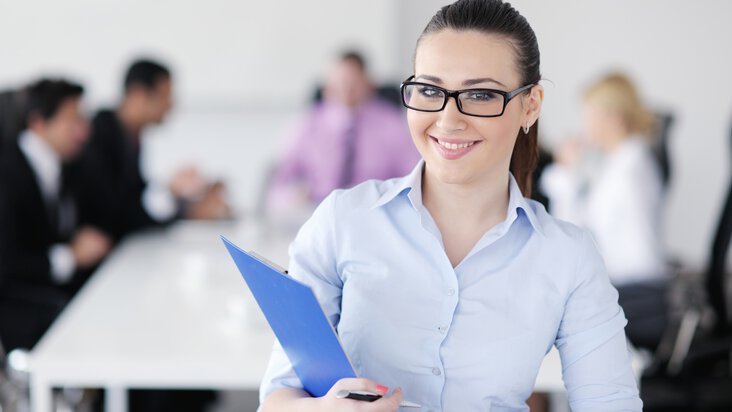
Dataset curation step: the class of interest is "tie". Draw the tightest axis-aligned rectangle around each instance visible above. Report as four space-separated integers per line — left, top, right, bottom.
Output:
339 116 358 189
56 167 77 239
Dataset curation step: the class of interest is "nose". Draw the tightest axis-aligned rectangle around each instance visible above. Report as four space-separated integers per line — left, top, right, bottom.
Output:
435 95 467 132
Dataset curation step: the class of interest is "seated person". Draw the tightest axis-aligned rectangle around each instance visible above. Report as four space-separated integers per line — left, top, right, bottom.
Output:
0 79 112 351
80 59 229 240
266 51 420 220
541 72 668 350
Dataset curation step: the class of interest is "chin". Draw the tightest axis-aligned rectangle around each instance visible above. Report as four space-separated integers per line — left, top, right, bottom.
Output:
425 160 473 185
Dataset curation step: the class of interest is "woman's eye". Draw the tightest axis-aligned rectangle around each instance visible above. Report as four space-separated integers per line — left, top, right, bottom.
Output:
418 86 442 99
464 91 499 102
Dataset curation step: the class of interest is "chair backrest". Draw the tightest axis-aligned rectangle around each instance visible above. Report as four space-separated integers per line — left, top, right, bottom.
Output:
706 116 732 332
0 89 26 153
650 112 674 189
311 83 403 109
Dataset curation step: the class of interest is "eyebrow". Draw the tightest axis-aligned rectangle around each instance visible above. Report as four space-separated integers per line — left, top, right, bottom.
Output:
415 74 506 88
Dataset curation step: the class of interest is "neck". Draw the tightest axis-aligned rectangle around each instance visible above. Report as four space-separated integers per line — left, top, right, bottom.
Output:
117 100 145 140
26 128 63 161
422 166 510 227
602 128 632 152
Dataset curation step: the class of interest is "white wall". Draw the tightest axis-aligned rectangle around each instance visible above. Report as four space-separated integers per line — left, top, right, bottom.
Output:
0 0 400 106
2 0 732 267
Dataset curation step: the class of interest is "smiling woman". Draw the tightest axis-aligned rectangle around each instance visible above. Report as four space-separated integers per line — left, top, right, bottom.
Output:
257 1 643 411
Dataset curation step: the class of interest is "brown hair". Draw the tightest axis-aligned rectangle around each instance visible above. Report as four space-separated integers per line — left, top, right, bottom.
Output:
418 0 541 196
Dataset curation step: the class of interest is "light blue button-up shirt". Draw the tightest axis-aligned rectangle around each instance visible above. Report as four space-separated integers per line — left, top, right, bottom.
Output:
259 161 642 411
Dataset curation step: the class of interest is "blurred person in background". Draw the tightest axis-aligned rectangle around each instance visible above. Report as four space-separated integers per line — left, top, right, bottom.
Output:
0 79 113 351
266 50 420 222
80 58 230 241
78 57 222 412
541 72 668 351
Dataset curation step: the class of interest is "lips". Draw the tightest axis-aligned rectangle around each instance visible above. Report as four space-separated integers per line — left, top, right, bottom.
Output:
430 135 481 160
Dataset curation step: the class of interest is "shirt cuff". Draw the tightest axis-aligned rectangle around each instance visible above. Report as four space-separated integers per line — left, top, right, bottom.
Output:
142 183 178 222
49 244 76 284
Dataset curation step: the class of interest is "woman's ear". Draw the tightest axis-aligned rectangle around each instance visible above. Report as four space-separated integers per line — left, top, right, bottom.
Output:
523 84 544 128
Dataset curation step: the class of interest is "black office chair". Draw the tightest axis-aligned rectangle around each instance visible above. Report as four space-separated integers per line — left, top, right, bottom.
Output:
0 88 26 153
672 116 732 368
650 112 674 189
639 118 732 411
706 132 732 334
311 83 403 109
0 337 30 411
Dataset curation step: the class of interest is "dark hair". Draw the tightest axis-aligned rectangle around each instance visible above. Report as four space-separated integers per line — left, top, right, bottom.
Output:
340 50 367 72
418 0 541 196
124 59 171 92
24 78 84 127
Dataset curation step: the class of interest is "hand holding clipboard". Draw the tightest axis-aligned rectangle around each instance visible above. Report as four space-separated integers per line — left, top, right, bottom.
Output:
222 237 420 409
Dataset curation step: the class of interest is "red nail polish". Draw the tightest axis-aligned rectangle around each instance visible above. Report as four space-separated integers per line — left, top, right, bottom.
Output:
376 384 389 394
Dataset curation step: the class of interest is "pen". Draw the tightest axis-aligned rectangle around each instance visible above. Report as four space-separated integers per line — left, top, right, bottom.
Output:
335 389 422 408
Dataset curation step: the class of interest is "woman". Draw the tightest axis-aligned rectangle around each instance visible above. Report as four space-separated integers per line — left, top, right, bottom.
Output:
260 1 642 410
542 73 668 351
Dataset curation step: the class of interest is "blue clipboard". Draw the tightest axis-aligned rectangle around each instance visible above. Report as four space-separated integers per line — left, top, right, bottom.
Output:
221 236 357 397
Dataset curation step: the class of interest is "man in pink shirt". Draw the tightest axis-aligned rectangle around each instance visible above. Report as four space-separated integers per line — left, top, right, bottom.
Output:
267 51 420 216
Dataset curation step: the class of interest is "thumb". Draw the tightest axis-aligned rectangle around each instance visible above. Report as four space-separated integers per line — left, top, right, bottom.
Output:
385 387 403 408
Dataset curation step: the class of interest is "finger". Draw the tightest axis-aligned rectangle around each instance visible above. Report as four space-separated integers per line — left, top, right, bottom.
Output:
364 387 402 412
330 378 389 396
385 387 403 407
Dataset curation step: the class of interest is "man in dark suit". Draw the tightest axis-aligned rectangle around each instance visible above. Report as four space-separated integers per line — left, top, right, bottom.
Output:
82 59 223 412
81 59 229 240
0 79 113 351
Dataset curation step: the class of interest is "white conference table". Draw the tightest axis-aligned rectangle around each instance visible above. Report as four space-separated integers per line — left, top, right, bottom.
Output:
29 220 643 412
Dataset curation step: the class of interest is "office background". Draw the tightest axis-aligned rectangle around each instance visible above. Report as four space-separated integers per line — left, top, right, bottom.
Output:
1 0 730 304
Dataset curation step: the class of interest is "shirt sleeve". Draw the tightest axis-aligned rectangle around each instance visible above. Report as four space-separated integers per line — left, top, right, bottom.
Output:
266 114 312 211
142 182 178 223
258 191 344 405
556 230 643 411
540 163 585 224
49 243 76 284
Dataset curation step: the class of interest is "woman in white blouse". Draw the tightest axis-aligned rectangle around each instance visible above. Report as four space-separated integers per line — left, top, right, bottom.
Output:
542 73 668 350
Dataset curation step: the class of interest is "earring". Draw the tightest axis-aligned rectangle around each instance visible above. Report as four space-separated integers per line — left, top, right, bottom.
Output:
523 123 530 134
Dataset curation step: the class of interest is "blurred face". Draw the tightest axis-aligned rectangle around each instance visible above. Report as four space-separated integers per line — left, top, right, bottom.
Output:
323 59 372 108
32 97 90 161
582 100 626 150
144 76 173 124
409 29 543 186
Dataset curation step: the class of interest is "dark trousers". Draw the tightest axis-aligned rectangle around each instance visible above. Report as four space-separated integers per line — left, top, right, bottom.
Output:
129 389 218 412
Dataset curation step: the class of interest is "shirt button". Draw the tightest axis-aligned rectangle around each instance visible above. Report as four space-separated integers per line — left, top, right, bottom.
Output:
432 367 442 376
438 326 447 334
446 288 455 296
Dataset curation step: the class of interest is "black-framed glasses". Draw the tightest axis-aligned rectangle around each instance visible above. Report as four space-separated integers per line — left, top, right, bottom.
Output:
400 75 534 118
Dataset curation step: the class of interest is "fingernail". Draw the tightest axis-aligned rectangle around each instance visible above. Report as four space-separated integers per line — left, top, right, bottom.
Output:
376 385 389 394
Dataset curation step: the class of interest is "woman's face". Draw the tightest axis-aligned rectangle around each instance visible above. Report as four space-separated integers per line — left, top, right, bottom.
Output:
408 30 542 186
582 99 626 150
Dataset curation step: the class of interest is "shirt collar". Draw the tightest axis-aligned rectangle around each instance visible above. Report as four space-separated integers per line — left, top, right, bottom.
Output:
506 173 545 236
371 159 424 210
18 129 62 200
372 160 544 236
